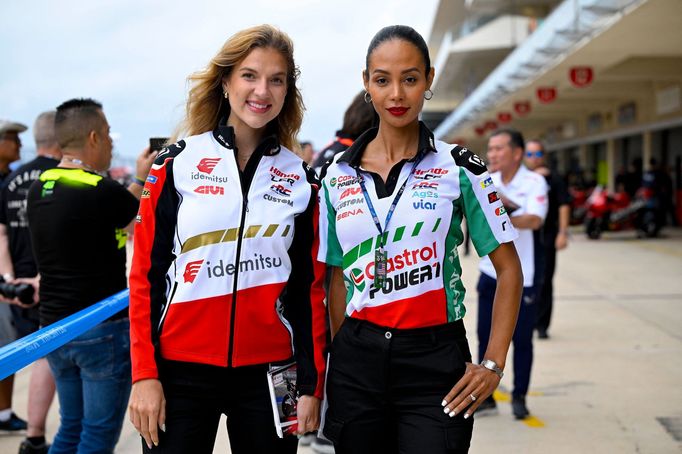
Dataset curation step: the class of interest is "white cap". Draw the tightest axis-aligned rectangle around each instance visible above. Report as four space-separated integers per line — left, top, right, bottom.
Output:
0 120 28 136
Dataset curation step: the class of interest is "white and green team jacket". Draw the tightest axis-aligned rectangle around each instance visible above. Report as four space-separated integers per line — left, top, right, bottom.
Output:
318 123 518 329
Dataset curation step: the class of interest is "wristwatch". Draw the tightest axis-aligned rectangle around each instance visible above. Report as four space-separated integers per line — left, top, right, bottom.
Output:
480 359 504 378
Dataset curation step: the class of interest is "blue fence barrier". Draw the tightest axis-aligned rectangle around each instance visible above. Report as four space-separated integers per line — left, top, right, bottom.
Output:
0 290 129 380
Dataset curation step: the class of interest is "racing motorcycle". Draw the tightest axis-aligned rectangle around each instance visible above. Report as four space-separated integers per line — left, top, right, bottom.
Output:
584 185 662 239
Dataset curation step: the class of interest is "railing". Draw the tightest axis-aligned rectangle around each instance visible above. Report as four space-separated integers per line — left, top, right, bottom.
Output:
0 290 130 380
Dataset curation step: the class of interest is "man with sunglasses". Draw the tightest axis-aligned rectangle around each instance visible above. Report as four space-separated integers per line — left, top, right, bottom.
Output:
477 129 548 420
524 140 571 340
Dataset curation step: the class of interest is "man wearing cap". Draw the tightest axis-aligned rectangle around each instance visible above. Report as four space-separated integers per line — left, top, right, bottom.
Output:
0 111 62 453
0 120 26 182
0 119 28 437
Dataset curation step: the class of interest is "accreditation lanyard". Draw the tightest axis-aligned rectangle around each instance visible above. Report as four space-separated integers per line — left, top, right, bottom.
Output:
356 152 424 289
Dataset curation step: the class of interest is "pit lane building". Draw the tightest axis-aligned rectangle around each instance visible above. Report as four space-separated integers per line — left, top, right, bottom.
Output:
425 0 682 220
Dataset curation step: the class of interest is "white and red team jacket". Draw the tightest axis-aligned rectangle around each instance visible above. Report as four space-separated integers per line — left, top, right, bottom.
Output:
129 124 327 398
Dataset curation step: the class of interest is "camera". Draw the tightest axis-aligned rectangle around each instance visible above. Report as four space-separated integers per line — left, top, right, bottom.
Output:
0 276 35 306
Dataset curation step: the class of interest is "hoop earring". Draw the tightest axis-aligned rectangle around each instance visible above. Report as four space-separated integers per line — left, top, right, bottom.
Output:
364 91 372 104
424 89 434 100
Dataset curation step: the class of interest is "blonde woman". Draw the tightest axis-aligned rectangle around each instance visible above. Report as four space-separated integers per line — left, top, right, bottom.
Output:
128 25 327 453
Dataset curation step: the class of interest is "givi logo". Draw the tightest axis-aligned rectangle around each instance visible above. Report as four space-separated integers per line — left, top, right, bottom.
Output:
183 260 204 283
196 158 221 174
194 186 224 195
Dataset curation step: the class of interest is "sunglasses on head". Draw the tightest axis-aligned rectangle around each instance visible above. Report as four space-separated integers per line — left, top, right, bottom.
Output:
525 151 544 158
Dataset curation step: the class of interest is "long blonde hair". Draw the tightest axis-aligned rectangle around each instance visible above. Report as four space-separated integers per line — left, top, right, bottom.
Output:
172 25 304 150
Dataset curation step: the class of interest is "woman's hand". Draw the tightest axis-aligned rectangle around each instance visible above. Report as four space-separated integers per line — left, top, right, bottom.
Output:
296 395 321 435
129 378 166 449
441 362 501 418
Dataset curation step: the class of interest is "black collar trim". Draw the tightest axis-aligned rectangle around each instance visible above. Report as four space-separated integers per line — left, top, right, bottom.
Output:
212 117 280 156
337 121 437 168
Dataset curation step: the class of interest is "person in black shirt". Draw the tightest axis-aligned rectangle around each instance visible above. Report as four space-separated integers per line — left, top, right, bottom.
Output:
0 118 31 441
26 98 156 453
0 111 61 454
525 140 571 339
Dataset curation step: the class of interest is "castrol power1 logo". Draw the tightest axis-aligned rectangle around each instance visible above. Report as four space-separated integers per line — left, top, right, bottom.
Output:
348 242 442 299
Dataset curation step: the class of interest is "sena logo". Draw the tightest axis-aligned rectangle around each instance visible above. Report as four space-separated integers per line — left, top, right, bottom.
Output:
495 206 507 216
194 186 224 195
270 184 291 197
183 259 203 283
141 188 151 198
196 158 221 174
340 187 362 200
412 181 439 190
488 191 499 204
480 177 493 189
337 208 364 220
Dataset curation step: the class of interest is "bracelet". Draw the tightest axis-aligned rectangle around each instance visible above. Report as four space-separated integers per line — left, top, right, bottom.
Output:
133 176 146 186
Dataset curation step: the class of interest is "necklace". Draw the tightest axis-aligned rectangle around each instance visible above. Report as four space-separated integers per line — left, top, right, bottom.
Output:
61 156 95 172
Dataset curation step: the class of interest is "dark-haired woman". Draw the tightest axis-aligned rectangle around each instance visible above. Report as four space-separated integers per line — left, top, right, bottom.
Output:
128 25 327 454
318 25 523 453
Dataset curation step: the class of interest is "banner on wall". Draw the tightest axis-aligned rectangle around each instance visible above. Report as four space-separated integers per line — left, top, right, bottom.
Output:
537 87 557 103
514 101 531 116
569 66 594 88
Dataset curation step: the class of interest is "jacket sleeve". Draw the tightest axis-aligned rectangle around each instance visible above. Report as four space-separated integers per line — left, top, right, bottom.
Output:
129 143 183 383
281 163 328 399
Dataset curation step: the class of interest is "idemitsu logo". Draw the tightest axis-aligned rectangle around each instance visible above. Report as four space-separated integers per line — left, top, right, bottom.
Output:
183 260 204 283
196 158 221 174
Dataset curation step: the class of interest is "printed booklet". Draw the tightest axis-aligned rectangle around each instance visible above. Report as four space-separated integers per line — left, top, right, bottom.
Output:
267 362 298 438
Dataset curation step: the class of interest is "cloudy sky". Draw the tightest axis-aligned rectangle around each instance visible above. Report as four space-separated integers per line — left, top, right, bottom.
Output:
1 0 438 166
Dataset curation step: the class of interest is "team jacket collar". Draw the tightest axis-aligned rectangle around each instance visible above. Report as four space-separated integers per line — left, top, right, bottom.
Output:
212 117 281 156
337 121 437 168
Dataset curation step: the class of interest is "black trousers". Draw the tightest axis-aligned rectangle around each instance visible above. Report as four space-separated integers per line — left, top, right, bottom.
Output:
142 362 298 454
536 240 557 332
324 318 474 454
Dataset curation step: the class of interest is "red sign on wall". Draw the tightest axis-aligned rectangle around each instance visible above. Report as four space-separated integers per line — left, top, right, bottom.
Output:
485 120 498 131
474 126 485 136
514 101 531 116
537 87 557 103
497 112 512 123
569 66 594 88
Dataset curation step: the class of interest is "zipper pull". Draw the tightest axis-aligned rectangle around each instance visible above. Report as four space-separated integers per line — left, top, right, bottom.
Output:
243 197 249 212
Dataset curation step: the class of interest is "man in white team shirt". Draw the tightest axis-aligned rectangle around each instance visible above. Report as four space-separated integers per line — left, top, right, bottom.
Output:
477 129 548 419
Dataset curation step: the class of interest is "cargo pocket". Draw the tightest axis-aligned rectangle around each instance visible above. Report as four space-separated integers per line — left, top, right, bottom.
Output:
322 417 344 445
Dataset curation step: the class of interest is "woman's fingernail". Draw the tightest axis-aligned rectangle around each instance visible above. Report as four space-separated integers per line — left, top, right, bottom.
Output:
443 407 449 414
153 440 159 447
464 413 470 419
449 410 456 417
160 424 166 432
441 400 447 407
